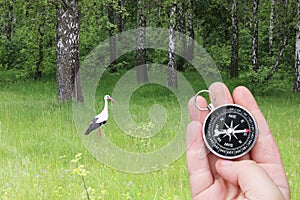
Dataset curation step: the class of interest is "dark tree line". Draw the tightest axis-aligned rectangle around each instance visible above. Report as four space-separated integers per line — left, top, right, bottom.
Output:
1 0 300 103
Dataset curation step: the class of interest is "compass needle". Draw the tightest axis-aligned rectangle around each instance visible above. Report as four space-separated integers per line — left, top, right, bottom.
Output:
214 129 227 137
234 129 250 134
202 103 258 159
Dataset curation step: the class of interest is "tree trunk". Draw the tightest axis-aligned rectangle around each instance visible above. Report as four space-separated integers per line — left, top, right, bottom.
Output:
178 2 187 57
117 0 124 36
56 0 83 102
155 0 163 27
35 24 44 80
275 0 280 46
187 0 194 62
295 0 300 93
107 1 117 72
230 0 239 79
264 36 288 83
252 0 259 72
94 1 99 28
136 0 148 84
6 1 13 41
269 0 275 56
3 0 16 69
116 0 124 54
168 3 177 89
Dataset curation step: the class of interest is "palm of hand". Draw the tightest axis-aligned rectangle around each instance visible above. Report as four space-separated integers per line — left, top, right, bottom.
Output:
186 83 290 200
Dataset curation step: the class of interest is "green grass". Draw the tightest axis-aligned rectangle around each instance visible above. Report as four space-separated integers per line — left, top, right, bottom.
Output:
256 95 300 199
0 73 299 199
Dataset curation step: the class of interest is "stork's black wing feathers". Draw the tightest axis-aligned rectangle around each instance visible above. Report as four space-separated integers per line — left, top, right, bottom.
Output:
84 118 107 135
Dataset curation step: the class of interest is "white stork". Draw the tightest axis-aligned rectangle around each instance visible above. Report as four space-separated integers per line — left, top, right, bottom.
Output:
84 95 116 136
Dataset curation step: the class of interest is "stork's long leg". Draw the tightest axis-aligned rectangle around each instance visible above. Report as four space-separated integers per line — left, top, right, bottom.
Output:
96 128 102 137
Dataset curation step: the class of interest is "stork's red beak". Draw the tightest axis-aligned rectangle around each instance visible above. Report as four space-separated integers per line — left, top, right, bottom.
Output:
108 97 116 103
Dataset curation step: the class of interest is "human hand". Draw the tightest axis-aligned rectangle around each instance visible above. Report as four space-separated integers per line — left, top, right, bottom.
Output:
186 82 290 200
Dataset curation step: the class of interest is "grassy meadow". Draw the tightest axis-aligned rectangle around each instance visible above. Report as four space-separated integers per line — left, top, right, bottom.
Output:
0 72 299 199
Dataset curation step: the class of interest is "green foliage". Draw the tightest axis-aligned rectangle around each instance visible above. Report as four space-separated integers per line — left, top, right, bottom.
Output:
0 28 29 70
238 28 252 71
147 49 169 66
194 0 231 46
0 0 298 92
236 65 294 95
0 0 56 79
206 44 231 70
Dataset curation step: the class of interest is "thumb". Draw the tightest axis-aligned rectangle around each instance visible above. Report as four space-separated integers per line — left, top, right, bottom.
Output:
216 159 285 200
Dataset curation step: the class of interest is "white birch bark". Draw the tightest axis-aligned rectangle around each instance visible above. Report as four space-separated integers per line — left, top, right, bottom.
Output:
230 0 238 78
56 0 83 102
136 0 148 83
168 3 177 89
187 0 194 62
178 2 186 57
269 0 275 56
107 1 116 72
252 0 259 72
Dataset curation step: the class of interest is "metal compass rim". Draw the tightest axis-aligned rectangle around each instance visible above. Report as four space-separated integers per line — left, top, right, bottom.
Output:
202 103 258 159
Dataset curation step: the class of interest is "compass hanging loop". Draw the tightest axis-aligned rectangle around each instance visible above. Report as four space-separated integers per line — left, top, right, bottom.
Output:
194 90 216 111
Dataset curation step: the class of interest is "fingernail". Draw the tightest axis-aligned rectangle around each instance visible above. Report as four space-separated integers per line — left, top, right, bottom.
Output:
221 160 233 166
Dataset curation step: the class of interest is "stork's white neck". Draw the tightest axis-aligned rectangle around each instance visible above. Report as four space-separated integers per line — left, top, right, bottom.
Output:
103 98 109 115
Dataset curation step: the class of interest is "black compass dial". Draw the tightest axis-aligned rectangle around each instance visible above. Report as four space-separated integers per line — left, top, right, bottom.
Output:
203 104 258 159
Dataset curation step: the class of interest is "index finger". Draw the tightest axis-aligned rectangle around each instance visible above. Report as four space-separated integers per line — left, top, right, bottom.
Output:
189 82 233 123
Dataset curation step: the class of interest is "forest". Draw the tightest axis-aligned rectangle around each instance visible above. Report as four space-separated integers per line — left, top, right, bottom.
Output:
1 0 300 101
1 1 300 199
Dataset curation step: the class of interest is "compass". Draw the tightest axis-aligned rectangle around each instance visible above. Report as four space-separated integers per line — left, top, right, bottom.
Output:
194 90 258 159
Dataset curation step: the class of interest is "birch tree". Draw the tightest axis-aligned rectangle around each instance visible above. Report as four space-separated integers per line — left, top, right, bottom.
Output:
178 2 186 57
230 0 238 78
263 36 288 82
154 0 163 27
55 0 83 102
117 0 125 35
136 0 148 84
1 0 16 69
295 0 300 93
2 0 16 42
107 0 117 72
167 2 177 89
252 0 259 72
35 23 44 80
269 0 275 56
187 0 194 62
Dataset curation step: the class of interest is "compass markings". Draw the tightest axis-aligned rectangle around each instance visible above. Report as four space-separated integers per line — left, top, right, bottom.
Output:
203 104 258 159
